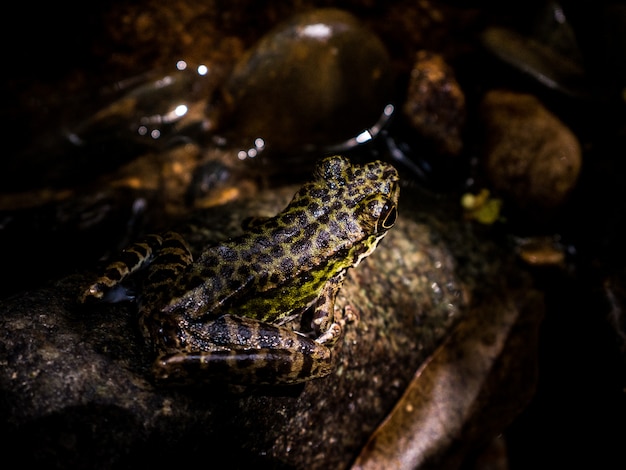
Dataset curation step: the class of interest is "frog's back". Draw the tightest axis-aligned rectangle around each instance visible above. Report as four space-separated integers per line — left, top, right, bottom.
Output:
160 155 400 323
170 207 352 321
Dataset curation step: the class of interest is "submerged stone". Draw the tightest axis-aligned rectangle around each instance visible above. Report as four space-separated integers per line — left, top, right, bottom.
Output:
211 8 394 159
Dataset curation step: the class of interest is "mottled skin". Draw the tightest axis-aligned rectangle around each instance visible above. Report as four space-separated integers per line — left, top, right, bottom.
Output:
81 156 399 384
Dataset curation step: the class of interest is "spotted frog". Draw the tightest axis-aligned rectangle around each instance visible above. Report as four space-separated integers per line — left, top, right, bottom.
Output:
81 155 400 384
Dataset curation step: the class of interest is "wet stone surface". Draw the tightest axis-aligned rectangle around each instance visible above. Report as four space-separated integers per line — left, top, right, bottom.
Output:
0 186 539 468
403 50 466 157
212 8 394 158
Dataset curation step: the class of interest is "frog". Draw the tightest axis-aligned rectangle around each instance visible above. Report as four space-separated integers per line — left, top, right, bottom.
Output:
80 155 400 385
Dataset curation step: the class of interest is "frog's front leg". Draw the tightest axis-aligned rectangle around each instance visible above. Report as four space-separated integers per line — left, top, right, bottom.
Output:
311 275 348 347
153 315 334 385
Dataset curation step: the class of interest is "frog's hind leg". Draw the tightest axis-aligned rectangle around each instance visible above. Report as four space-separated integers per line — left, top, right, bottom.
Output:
80 233 167 303
153 315 333 385
80 231 192 304
141 231 193 299
137 231 194 336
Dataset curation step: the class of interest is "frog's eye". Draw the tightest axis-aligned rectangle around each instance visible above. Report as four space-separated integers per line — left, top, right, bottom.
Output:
379 201 397 230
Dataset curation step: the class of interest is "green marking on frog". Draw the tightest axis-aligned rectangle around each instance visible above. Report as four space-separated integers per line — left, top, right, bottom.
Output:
81 155 400 385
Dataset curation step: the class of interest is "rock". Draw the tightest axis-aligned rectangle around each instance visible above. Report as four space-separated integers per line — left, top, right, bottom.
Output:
403 50 466 156
212 8 394 159
480 90 582 218
0 187 542 469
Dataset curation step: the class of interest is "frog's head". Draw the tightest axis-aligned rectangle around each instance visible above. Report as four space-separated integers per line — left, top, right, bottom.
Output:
315 155 399 221
313 155 400 264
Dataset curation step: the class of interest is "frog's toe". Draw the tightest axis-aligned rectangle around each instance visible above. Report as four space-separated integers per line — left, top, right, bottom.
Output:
79 282 134 304
79 282 107 303
315 322 343 346
342 305 360 324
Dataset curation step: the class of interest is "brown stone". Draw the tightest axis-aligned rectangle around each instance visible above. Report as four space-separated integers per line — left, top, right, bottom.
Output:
480 90 582 216
403 50 466 156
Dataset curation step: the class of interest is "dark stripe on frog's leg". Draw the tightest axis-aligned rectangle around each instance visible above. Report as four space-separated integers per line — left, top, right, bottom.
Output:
80 233 166 303
154 349 330 385
143 231 193 289
138 232 194 332
153 315 333 385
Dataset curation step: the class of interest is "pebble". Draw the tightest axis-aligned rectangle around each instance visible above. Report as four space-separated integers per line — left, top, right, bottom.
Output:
480 90 581 217
403 50 466 156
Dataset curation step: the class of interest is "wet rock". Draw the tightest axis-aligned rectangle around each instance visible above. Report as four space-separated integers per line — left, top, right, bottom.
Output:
403 50 466 156
481 2 589 98
210 8 394 159
480 90 582 218
353 267 542 469
0 187 541 469
514 235 569 268
0 64 228 193
603 271 626 364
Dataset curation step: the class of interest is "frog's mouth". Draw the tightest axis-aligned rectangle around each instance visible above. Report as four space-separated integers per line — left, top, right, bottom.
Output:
352 232 388 268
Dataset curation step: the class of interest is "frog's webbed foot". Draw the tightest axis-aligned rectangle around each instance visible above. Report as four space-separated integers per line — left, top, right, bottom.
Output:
314 305 359 347
79 231 191 305
153 315 333 385
314 322 343 346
